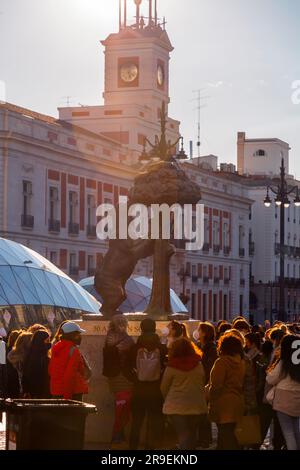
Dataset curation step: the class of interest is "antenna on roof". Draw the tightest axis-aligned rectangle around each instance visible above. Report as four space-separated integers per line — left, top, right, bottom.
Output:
61 96 73 107
192 89 210 158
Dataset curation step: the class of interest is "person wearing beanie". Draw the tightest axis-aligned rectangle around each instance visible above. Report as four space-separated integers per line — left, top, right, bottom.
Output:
127 318 167 450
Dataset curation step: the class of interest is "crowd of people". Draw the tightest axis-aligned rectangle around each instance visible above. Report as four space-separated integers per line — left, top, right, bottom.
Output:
0 315 299 451
103 316 300 450
0 320 90 401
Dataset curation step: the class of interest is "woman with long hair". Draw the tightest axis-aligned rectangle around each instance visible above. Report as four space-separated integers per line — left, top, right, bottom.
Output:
5 330 21 398
196 322 217 384
208 332 246 450
23 329 51 398
266 335 300 450
194 322 218 448
165 321 187 349
7 331 33 397
161 337 207 450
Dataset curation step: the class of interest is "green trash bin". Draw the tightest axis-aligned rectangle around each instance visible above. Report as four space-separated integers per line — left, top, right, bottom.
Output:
3 399 97 450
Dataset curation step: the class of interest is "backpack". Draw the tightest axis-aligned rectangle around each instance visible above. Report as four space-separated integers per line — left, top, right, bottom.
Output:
102 343 121 378
136 348 161 382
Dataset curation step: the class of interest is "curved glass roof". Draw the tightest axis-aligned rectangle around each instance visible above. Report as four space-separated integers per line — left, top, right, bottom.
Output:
0 238 100 314
80 275 188 314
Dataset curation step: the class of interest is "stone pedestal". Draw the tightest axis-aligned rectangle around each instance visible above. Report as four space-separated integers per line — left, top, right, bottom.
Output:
76 315 199 446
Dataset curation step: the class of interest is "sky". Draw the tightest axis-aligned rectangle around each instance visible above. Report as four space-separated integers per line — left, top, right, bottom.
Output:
0 0 300 174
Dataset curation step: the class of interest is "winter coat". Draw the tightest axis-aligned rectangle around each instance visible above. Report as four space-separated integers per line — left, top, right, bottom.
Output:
48 340 88 399
5 348 20 398
22 348 50 398
7 348 29 396
266 361 300 417
105 330 134 394
243 355 258 410
199 341 218 384
208 354 246 424
161 353 207 416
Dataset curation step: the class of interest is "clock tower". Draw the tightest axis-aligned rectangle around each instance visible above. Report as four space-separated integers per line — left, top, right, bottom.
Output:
102 0 172 119
58 0 180 163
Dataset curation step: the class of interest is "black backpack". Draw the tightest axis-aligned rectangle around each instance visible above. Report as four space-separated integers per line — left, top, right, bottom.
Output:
102 342 122 378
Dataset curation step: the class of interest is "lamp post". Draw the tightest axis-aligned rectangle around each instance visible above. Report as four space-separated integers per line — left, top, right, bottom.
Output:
177 266 190 306
264 158 300 322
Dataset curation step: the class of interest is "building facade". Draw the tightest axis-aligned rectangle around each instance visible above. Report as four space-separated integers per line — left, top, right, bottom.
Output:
0 2 253 321
235 131 300 322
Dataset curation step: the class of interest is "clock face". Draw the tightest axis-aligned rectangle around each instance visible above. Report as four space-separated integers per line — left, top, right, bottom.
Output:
157 65 164 86
120 63 139 83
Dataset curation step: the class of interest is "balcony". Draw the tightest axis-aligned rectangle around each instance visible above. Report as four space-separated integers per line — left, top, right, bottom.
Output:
275 243 281 255
69 266 79 276
202 242 210 253
239 248 245 257
86 224 96 238
21 214 34 229
249 242 255 256
296 248 300 258
192 275 198 283
240 279 246 287
214 277 220 285
224 278 230 286
68 222 79 235
213 244 220 254
203 276 209 284
223 246 230 255
48 219 60 233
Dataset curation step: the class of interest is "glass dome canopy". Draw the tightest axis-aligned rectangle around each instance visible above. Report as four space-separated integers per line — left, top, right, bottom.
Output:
79 275 188 314
0 238 100 314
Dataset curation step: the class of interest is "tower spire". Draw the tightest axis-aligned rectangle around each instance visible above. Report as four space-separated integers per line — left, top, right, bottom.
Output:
124 0 127 28
134 0 142 28
149 0 153 25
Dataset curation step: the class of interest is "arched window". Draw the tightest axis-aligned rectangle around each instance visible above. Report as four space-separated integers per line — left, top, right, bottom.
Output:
253 149 266 157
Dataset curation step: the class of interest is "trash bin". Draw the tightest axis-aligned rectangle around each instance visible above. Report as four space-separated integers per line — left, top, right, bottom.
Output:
2 399 97 450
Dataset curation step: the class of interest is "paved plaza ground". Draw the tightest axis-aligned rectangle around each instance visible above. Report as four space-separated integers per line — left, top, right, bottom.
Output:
0 415 273 451
0 415 6 450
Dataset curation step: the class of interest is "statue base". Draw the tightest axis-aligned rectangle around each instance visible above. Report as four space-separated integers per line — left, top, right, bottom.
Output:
77 314 198 448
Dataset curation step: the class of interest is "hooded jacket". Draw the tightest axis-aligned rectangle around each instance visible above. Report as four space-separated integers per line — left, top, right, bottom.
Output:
48 340 88 399
208 354 246 424
160 353 207 416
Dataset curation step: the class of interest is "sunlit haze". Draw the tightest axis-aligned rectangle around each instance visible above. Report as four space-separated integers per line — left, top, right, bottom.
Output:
1 0 300 174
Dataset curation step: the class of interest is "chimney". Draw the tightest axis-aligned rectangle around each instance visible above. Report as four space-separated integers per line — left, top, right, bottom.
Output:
189 141 193 159
237 132 246 175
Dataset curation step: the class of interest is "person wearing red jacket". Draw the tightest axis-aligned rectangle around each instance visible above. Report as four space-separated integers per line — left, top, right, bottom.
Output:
49 322 88 400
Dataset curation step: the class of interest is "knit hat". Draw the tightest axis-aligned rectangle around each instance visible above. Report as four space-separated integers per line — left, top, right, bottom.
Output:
140 318 156 334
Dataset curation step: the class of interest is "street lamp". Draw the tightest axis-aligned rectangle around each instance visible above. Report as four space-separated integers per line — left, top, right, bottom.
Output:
264 158 300 322
177 266 190 305
138 102 188 166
